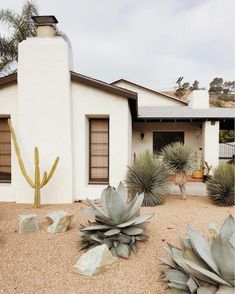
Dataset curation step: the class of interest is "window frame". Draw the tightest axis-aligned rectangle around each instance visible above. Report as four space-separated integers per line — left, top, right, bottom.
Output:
0 115 11 184
88 118 109 185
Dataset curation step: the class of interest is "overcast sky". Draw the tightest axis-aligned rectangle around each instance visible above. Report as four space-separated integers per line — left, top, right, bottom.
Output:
1 0 235 90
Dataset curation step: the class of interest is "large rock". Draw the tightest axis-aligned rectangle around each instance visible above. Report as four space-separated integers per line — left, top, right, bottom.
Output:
73 244 117 276
19 214 39 234
46 210 74 233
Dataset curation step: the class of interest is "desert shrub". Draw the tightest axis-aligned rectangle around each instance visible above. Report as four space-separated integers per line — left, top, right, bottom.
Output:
78 182 153 258
207 164 235 206
125 150 169 206
162 142 195 200
160 215 235 293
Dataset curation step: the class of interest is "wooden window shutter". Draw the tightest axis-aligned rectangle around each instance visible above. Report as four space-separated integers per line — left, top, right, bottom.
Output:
0 118 11 183
89 118 109 183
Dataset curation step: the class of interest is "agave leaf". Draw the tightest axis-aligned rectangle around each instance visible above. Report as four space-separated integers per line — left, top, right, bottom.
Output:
89 234 103 243
165 269 188 283
116 182 128 204
114 234 130 244
95 215 118 226
86 199 109 218
229 231 235 248
196 286 217 294
168 282 188 290
158 257 177 268
188 225 220 275
106 187 124 223
216 285 235 294
122 227 143 235
100 187 110 216
104 228 121 236
103 238 113 249
179 237 192 250
183 247 210 270
220 215 235 241
172 256 217 285
135 234 148 241
185 260 231 286
128 193 144 219
129 243 138 253
211 235 235 286
81 224 112 231
133 213 154 225
115 243 130 258
187 276 198 293
110 247 118 257
117 218 137 228
208 223 219 239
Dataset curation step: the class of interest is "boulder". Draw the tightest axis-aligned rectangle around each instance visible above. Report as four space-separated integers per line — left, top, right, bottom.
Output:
46 210 74 233
73 244 117 276
19 214 39 234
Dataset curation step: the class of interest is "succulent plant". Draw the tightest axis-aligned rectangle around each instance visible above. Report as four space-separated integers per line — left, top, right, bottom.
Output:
125 150 169 206
162 142 195 200
78 182 153 258
207 164 234 207
159 215 235 294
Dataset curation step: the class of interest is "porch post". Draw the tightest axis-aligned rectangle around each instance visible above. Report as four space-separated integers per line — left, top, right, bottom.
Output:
202 121 220 169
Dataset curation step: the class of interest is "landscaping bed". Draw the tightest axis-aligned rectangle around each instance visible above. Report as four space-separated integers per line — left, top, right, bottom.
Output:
0 196 234 294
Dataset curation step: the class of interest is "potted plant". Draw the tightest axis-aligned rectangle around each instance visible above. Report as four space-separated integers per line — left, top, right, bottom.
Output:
192 153 204 179
203 161 212 182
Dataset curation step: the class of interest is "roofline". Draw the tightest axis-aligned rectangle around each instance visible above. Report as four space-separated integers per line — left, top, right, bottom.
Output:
0 73 17 88
0 72 138 101
111 78 188 105
71 72 137 100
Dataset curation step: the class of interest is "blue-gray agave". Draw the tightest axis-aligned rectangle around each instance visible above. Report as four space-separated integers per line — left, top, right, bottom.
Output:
78 182 153 258
160 215 235 294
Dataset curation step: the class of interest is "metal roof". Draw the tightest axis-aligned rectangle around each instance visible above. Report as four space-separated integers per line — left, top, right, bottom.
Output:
138 106 235 119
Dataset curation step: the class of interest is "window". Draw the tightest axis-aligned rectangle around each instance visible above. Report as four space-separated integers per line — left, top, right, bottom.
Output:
89 118 109 184
153 132 184 153
0 117 11 183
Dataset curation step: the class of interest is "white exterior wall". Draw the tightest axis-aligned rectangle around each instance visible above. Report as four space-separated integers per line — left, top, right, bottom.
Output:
202 121 220 168
72 82 131 200
16 36 73 204
0 85 17 202
113 81 184 107
188 90 210 109
132 122 203 157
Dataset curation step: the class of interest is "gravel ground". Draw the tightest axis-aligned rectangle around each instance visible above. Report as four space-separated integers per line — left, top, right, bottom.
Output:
0 196 234 294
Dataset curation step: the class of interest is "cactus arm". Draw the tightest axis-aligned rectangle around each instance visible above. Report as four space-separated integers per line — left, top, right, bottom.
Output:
44 157 59 185
8 119 35 188
40 171 47 187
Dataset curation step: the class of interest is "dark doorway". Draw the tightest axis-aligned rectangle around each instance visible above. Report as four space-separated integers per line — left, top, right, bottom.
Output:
153 132 184 153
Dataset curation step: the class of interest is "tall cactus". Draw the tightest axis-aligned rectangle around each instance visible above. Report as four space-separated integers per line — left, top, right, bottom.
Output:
8 119 59 208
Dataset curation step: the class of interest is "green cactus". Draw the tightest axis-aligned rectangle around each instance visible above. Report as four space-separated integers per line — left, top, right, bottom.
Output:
8 119 59 208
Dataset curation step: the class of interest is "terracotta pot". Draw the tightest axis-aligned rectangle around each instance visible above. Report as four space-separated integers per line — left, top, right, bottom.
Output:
192 170 204 179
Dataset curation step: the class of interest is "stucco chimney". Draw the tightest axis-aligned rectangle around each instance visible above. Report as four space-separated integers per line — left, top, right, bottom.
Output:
188 90 210 109
16 16 73 204
32 15 58 37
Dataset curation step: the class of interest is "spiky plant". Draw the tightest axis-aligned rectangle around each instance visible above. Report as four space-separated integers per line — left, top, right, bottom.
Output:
207 164 235 207
159 215 235 294
125 150 169 206
78 182 153 258
162 142 195 200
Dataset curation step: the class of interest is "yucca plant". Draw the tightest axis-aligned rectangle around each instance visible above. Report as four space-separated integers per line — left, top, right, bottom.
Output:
159 215 235 294
125 150 169 206
78 182 153 258
162 142 195 200
207 164 234 207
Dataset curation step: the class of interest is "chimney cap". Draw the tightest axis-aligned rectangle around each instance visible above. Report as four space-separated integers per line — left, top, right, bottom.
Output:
32 15 58 26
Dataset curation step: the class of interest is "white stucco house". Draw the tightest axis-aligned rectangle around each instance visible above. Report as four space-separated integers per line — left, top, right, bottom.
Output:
0 16 234 204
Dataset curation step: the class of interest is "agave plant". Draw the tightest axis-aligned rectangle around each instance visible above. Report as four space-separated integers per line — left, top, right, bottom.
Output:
78 182 153 258
125 150 169 206
207 164 234 207
159 215 235 294
162 142 195 200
